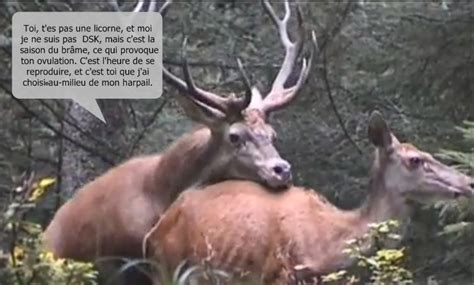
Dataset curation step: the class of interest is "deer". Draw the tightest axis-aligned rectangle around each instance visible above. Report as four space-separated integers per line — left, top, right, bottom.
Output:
43 0 316 263
144 111 474 284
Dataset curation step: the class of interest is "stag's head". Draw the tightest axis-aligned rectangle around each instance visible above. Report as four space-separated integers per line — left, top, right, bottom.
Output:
368 111 474 203
145 0 317 188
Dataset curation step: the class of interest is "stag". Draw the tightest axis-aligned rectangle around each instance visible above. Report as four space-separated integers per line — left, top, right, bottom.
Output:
43 0 315 262
145 111 474 284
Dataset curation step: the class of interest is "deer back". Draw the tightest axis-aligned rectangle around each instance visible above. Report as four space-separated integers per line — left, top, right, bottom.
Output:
44 154 162 260
144 180 347 284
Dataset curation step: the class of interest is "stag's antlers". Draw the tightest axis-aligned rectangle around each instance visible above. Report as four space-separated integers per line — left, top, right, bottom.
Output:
119 0 251 122
257 0 318 115
130 0 318 119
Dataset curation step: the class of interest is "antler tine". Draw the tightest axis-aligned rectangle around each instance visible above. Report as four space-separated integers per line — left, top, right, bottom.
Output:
180 37 230 113
263 30 318 113
295 5 305 55
132 0 254 117
148 0 157 13
132 0 145 12
261 0 314 114
133 0 244 116
262 0 296 91
296 31 317 88
236 58 252 110
158 0 172 14
108 0 120 11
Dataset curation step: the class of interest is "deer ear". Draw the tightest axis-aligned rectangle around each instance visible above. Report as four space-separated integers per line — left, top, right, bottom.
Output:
368 111 393 149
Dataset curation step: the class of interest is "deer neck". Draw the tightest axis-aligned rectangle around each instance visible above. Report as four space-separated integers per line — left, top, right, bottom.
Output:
150 126 228 207
359 174 410 224
355 151 412 238
314 156 413 272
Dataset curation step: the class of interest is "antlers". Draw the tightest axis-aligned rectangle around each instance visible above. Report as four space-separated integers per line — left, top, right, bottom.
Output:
129 0 317 119
258 0 318 115
156 1 253 121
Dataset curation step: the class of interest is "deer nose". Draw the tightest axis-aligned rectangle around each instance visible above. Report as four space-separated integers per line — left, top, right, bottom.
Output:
272 161 292 182
468 181 474 193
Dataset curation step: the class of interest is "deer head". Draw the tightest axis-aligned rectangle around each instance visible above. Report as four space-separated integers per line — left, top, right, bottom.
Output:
368 111 474 203
144 0 318 188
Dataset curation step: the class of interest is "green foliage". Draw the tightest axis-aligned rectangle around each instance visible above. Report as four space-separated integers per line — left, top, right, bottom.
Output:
322 220 413 285
1 229 98 285
0 176 99 285
439 121 474 170
322 270 358 284
425 121 474 281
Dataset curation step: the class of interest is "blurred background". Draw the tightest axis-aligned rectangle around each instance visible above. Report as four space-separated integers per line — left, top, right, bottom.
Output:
0 0 472 284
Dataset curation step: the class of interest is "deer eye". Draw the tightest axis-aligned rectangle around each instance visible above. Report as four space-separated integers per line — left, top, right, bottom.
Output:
229 133 241 145
409 157 422 168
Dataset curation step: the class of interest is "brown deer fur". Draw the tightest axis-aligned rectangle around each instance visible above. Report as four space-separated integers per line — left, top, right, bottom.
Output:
44 119 283 260
145 112 474 284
